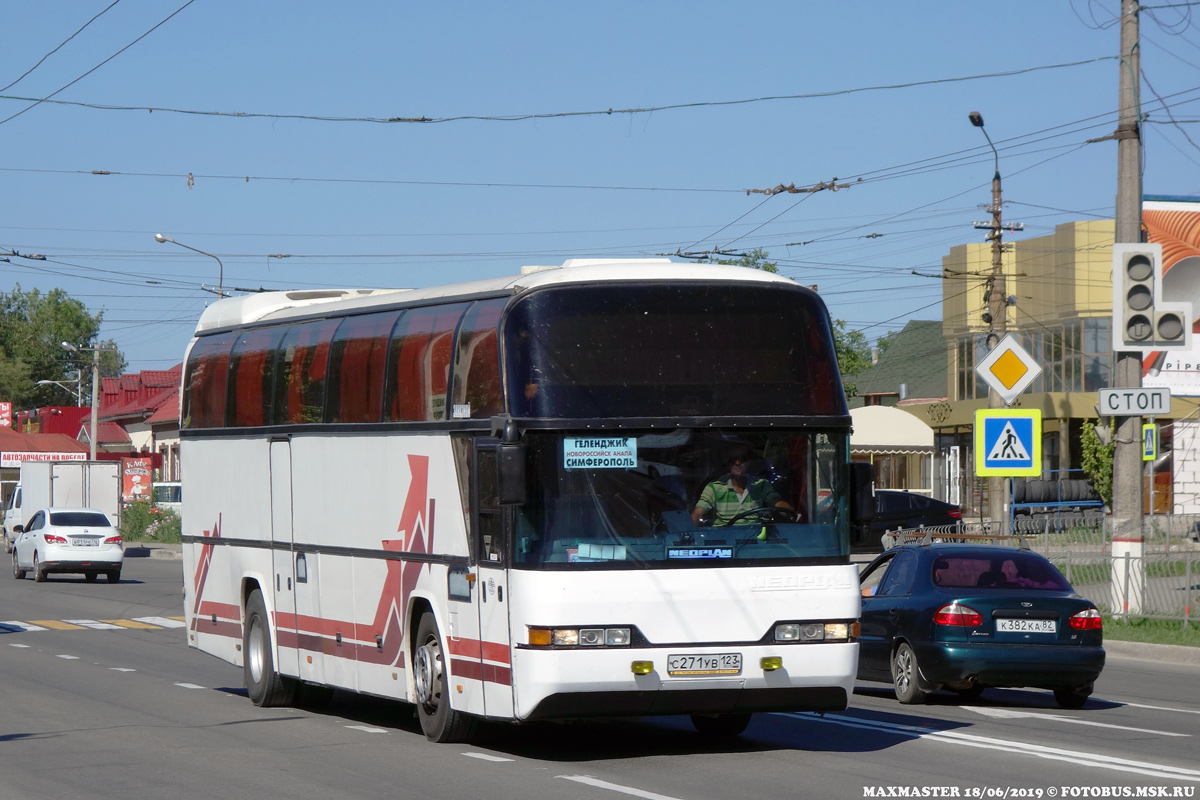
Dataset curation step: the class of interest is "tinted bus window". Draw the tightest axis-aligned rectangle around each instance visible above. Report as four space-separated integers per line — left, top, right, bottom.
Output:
385 303 469 422
505 283 844 418
274 319 339 425
228 327 287 427
182 332 237 429
325 310 400 424
451 298 505 419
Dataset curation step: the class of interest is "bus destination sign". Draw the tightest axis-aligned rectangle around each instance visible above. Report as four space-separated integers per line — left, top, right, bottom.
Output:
563 437 637 469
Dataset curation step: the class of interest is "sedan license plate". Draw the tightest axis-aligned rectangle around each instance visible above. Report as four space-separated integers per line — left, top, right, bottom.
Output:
667 653 742 676
71 537 99 547
996 618 1056 634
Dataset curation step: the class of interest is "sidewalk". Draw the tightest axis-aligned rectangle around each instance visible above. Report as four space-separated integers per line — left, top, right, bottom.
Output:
1102 639 1200 667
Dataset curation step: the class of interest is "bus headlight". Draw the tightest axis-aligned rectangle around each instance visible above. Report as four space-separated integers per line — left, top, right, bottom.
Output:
528 626 632 647
773 621 857 643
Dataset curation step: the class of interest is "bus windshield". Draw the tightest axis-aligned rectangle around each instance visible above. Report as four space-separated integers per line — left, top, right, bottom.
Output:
513 428 849 568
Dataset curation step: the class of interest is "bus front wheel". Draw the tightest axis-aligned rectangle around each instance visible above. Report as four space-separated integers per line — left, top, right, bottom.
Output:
413 612 475 743
244 589 296 707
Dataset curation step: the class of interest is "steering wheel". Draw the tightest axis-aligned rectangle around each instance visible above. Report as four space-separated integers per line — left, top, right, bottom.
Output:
720 506 795 526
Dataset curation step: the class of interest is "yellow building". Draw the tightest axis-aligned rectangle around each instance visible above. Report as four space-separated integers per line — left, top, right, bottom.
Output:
903 213 1200 516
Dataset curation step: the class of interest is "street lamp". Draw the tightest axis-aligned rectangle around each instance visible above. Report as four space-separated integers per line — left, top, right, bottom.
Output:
36 379 82 405
155 233 224 298
61 341 110 461
969 111 1011 536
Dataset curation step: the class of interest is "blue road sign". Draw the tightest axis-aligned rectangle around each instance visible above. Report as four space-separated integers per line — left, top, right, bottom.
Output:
975 409 1042 477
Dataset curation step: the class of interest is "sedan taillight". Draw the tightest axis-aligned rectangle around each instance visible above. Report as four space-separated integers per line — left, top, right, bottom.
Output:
104 535 122 545
44 534 67 543
1069 608 1103 630
947 508 963 519
934 602 982 627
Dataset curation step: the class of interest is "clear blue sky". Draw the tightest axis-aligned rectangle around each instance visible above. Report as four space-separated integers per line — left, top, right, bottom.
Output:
2 1 1197 374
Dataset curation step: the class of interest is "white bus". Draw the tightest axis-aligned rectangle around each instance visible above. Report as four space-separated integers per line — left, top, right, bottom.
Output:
180 258 873 742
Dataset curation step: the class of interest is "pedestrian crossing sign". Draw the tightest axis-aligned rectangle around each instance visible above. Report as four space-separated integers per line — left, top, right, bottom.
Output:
975 409 1042 477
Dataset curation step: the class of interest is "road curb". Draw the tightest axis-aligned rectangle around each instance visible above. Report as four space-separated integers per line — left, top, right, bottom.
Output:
125 543 183 560
1103 638 1200 666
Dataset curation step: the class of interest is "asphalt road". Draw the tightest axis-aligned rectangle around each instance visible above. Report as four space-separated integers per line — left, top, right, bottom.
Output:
2 555 1198 800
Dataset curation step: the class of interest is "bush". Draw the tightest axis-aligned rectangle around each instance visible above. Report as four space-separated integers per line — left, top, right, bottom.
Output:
120 500 182 543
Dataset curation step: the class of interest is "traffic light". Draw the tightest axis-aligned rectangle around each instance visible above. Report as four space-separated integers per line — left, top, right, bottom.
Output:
1112 243 1192 353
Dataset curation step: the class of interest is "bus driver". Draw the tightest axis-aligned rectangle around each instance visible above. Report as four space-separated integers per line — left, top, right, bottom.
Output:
691 445 795 526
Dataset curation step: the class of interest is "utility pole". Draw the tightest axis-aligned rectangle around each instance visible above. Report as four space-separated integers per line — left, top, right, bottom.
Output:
970 112 1023 535
1112 0 1145 609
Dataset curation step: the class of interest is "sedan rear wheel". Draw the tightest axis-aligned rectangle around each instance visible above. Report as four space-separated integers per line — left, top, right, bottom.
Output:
891 642 929 704
12 551 26 580
106 569 120 583
33 553 47 583
1053 683 1092 709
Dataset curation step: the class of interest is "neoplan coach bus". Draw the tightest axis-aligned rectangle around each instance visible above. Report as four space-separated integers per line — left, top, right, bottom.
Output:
180 258 873 742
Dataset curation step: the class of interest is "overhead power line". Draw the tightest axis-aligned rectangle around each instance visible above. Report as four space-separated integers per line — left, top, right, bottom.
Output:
0 56 1116 126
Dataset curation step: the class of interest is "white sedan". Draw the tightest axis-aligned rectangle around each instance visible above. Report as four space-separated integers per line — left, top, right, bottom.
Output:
12 507 124 583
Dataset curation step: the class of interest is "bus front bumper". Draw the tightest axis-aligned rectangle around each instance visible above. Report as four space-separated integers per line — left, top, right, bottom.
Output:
512 641 858 721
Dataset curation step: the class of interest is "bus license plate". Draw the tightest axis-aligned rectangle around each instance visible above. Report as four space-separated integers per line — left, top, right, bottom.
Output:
996 618 1056 634
667 653 742 676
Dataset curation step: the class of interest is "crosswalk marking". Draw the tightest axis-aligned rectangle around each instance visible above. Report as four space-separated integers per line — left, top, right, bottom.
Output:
64 620 125 630
133 616 186 628
29 620 86 630
2 617 187 632
1 621 47 632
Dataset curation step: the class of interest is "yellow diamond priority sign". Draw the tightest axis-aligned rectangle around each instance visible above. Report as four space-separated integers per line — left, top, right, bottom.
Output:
976 334 1042 405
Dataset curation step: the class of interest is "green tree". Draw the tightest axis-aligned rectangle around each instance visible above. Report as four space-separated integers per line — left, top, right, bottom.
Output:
0 285 126 409
1080 420 1114 508
700 248 871 399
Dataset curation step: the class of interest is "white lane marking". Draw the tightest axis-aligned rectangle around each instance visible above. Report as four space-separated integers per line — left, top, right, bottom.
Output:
133 616 186 628
345 725 388 734
56 654 79 660
463 752 514 762
174 682 206 689
1114 700 1200 716
9 643 31 648
782 712 1200 782
558 775 686 800
965 705 1189 737
1 621 47 632
110 667 136 672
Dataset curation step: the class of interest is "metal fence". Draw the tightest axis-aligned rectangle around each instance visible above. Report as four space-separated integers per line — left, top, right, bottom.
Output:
881 514 1200 626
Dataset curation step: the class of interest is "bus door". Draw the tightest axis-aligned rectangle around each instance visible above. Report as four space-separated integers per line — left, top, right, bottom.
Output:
472 440 514 718
268 439 300 679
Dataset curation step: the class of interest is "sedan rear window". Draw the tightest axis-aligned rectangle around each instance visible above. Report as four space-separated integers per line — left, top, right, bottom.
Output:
931 553 1070 591
50 511 112 528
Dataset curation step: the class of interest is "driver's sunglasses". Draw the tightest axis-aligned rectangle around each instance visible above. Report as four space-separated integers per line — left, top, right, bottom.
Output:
729 456 748 465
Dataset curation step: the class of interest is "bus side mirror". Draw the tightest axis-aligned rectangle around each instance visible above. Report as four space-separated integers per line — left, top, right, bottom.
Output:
497 443 527 506
849 462 875 524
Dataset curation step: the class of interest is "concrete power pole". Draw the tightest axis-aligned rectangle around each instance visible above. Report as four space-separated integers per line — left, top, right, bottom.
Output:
1112 0 1145 610
970 112 1016 535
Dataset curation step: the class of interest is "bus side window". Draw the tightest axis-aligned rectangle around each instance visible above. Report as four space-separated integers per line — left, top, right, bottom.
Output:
475 445 503 562
274 320 338 425
386 303 469 422
451 299 505 419
326 311 398 424
182 332 236 429
228 326 287 428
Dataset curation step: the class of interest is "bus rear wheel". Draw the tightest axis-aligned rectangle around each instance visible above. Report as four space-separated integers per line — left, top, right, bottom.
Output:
244 589 296 707
413 612 475 743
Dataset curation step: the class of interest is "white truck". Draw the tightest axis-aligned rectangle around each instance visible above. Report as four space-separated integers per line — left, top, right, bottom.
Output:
6 462 122 548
